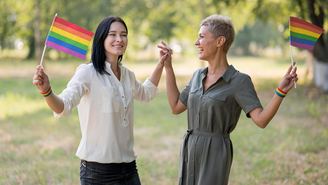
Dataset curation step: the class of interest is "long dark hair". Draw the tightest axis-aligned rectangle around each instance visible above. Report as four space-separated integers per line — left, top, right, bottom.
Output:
91 16 128 75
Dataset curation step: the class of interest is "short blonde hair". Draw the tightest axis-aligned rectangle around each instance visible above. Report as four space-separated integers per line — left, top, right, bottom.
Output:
200 14 235 53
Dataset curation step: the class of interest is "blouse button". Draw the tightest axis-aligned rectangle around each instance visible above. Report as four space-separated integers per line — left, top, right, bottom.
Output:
122 96 124 98
124 119 126 121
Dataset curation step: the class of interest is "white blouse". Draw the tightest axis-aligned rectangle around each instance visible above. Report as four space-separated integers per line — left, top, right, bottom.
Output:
54 62 160 163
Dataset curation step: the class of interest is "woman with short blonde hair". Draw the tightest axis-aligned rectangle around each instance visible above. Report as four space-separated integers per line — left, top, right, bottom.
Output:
159 14 298 184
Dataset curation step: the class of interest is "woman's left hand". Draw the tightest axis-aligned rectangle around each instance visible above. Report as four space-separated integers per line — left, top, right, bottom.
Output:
278 61 298 93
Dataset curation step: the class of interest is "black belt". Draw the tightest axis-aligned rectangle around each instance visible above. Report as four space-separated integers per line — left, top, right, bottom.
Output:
178 129 230 185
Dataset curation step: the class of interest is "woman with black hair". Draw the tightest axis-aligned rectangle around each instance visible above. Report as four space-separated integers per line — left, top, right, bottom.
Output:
33 16 168 184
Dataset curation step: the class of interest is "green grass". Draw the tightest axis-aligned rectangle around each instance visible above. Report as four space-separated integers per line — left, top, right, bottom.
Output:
0 58 327 184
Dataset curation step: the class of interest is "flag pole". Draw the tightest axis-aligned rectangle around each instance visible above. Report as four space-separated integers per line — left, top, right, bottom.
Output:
39 45 47 66
290 45 296 88
40 13 58 66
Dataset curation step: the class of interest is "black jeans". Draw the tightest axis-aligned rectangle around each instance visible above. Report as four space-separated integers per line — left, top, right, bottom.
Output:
80 160 141 185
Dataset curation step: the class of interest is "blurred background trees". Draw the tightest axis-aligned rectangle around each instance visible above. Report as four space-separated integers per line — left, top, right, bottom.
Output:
0 0 327 91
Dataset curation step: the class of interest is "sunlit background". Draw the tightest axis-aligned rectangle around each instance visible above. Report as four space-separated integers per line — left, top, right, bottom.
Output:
2 0 326 61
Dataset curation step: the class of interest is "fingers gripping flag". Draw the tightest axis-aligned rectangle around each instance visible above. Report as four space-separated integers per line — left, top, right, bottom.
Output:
45 16 94 60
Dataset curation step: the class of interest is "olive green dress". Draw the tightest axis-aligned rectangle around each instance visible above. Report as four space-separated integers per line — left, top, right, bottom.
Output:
178 65 262 185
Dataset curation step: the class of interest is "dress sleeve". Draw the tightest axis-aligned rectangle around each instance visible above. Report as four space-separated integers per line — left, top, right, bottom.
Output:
179 71 197 106
235 76 262 118
133 77 161 104
54 64 91 118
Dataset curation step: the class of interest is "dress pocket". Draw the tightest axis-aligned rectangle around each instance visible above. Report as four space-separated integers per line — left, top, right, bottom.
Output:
188 88 200 109
205 94 228 116
208 94 227 102
102 87 120 113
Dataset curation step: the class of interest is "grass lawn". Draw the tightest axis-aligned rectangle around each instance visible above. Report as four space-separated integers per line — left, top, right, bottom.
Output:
0 57 327 185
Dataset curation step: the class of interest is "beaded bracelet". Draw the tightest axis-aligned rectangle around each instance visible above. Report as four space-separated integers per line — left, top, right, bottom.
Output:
41 86 52 97
276 87 287 98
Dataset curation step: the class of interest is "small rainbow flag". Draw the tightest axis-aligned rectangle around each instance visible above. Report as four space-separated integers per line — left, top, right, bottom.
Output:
289 16 324 50
45 16 94 60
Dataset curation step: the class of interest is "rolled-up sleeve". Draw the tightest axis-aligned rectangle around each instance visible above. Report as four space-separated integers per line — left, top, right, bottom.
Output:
179 84 191 107
235 76 262 118
54 64 91 118
179 71 198 106
134 78 161 104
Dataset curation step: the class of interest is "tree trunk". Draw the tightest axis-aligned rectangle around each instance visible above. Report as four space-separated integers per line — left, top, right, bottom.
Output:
34 0 42 61
307 0 326 61
296 0 305 20
307 0 328 93
313 59 328 93
27 36 35 59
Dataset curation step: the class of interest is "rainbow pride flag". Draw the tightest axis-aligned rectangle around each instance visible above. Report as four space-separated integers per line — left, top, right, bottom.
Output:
289 16 324 50
45 16 94 60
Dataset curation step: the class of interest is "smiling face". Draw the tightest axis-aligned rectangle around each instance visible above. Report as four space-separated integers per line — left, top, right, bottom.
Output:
104 21 128 58
194 25 218 61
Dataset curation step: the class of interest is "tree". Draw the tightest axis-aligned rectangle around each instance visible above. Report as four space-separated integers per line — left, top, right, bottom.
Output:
306 0 328 93
0 0 17 50
227 0 328 92
34 0 42 60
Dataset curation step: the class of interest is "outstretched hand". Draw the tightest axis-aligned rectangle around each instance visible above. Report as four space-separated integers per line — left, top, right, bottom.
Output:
278 61 298 93
33 65 51 93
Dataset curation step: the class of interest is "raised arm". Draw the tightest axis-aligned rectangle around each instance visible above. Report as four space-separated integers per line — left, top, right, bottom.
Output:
33 65 64 114
249 62 298 128
158 41 187 114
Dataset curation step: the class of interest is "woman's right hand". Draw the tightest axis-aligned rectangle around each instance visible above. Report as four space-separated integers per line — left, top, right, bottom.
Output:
33 65 51 93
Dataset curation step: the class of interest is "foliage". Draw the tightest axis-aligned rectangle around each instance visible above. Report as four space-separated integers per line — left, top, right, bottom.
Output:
0 0 270 57
0 0 19 49
232 20 285 56
1 0 327 60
